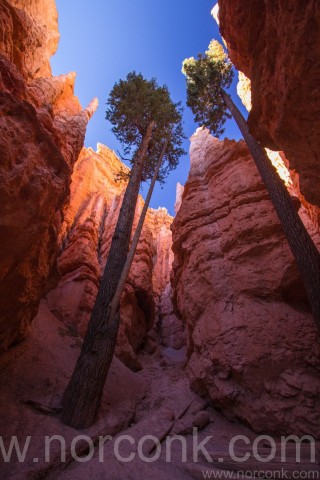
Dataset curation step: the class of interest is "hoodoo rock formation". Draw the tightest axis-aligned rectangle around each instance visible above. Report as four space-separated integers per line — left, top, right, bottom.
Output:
171 128 320 438
218 0 320 207
0 0 97 352
47 144 175 369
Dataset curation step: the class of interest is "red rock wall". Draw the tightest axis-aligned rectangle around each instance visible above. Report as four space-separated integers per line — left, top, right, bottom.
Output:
0 0 97 351
171 128 320 437
235 71 320 241
47 145 174 369
218 0 320 207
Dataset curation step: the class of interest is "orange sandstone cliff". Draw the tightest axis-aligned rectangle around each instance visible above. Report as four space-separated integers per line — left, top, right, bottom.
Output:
46 144 176 369
0 0 181 364
0 0 97 352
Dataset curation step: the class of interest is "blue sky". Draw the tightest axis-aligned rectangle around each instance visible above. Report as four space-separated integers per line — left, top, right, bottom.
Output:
52 0 246 216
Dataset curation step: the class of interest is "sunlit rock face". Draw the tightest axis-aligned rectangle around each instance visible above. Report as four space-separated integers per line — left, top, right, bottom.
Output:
0 0 96 352
174 183 184 215
171 128 320 437
237 72 252 112
218 0 320 207
47 145 175 369
0 0 59 79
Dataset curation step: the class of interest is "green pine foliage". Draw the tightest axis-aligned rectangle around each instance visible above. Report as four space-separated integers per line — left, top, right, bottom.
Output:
182 40 234 136
106 72 186 183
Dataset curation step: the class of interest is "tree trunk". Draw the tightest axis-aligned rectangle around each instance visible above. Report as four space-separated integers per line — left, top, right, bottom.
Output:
109 140 168 322
221 89 320 330
61 121 155 428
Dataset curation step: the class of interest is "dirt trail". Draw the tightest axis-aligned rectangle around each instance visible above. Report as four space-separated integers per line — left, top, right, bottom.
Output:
0 301 318 479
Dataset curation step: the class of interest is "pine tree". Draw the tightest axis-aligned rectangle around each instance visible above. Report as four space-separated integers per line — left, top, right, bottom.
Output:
183 40 320 332
61 72 185 428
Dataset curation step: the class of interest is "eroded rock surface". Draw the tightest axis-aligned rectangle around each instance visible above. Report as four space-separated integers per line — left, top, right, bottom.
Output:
218 0 320 206
47 145 175 369
171 129 320 437
0 0 97 351
235 70 320 242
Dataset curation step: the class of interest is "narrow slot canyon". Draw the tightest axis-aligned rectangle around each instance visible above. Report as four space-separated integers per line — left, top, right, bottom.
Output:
0 1 320 478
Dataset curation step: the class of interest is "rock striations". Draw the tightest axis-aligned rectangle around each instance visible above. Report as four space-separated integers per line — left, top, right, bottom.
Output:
0 0 97 352
171 128 320 437
218 0 320 207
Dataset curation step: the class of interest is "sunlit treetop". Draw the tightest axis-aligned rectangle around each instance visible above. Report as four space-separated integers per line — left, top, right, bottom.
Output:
106 72 186 184
182 39 234 137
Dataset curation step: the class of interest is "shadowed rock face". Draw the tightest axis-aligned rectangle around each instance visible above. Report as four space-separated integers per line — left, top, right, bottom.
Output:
0 0 97 352
171 128 320 438
235 65 320 241
47 145 174 369
218 0 320 207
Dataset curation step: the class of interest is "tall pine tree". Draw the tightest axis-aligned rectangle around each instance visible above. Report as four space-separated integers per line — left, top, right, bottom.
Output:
61 72 185 428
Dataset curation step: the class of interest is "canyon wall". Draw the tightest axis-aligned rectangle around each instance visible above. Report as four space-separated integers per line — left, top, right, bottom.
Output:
171 128 320 437
235 62 320 240
0 0 180 363
218 0 320 207
2 0 319 442
0 0 97 352
47 144 174 369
